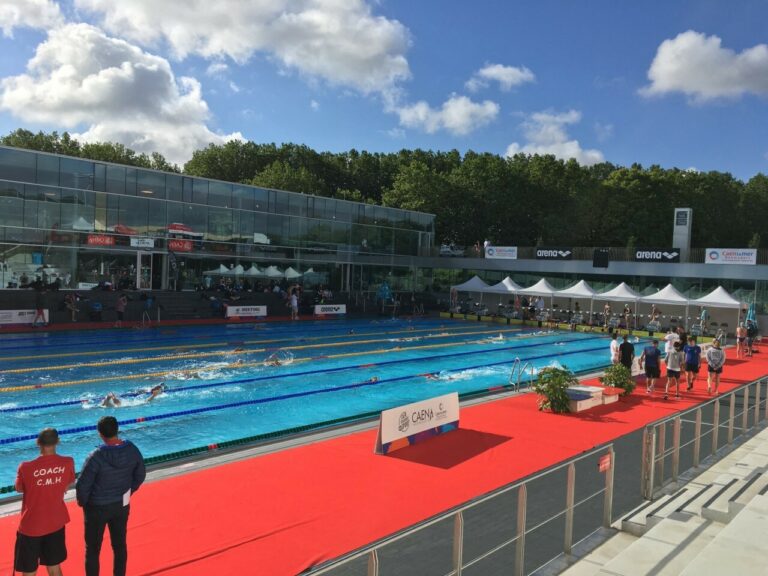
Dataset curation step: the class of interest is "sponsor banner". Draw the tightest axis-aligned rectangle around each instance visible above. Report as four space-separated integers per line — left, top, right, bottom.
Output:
536 246 572 260
705 248 757 265
633 248 680 263
0 309 49 325
168 239 193 252
224 305 267 318
314 304 346 315
87 234 115 247
375 392 459 454
485 245 518 259
77 282 99 290
130 237 155 249
598 453 611 473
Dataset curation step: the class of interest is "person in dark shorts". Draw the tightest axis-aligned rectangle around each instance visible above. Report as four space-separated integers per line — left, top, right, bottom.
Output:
640 339 662 394
746 320 759 357
706 339 726 395
683 336 702 391
663 341 684 400
14 428 76 576
618 334 635 371
76 416 145 576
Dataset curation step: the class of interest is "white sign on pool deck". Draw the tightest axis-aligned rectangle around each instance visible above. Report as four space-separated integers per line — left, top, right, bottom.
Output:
375 392 460 454
224 305 267 318
0 309 49 325
314 304 347 315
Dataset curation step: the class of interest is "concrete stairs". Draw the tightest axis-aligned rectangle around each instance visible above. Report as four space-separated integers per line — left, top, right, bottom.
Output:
559 426 768 576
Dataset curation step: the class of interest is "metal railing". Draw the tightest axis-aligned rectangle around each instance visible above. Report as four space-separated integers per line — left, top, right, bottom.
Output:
308 443 615 576
641 376 768 499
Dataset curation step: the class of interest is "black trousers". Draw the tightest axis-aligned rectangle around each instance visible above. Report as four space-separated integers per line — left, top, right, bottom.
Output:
84 502 130 576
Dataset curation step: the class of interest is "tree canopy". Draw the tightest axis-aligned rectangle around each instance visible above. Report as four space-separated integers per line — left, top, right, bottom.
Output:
3 128 765 248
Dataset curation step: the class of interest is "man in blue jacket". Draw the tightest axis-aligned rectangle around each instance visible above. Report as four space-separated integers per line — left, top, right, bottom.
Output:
76 416 145 576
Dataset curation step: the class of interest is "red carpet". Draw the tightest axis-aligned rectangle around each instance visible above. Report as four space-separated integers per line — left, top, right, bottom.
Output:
2 352 767 575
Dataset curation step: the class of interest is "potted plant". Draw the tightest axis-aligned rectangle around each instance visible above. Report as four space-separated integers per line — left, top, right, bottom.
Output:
531 366 577 413
599 363 636 396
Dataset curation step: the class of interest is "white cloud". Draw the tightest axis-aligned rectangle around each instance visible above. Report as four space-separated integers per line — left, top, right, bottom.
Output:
310 99 319 111
228 81 241 93
396 94 499 135
0 0 63 37
594 122 614 142
0 23 241 165
641 30 768 101
506 110 604 166
465 63 535 92
205 62 229 77
385 127 405 139
74 0 411 96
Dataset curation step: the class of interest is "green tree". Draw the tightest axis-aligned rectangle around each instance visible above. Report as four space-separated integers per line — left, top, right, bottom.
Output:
250 160 327 196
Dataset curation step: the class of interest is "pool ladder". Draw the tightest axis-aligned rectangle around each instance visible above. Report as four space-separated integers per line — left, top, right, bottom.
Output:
509 358 535 392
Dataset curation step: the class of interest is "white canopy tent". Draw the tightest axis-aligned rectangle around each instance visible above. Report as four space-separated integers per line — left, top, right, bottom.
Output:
203 264 230 276
594 282 642 328
264 265 284 278
231 264 245 276
517 278 558 312
640 284 690 328
244 265 265 277
691 286 743 331
284 267 302 280
555 280 597 319
451 276 490 303
483 277 522 294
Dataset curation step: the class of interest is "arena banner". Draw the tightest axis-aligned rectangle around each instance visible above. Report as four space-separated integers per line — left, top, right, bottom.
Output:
224 305 267 318
633 248 680 263
374 392 459 455
314 304 347 315
536 246 573 260
705 248 757 265
0 309 49 325
485 245 518 259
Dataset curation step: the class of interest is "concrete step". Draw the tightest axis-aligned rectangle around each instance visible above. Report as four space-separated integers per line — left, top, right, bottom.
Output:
621 487 690 536
597 515 722 576
558 532 637 576
680 493 768 575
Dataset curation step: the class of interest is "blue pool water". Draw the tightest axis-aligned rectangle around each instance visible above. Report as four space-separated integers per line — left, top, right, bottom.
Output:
0 319 627 497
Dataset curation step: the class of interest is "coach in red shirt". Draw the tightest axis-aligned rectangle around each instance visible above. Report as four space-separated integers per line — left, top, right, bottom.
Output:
14 428 76 576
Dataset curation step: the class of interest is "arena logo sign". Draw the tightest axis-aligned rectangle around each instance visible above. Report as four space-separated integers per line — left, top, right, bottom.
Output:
314 304 347 315
633 249 680 263
536 247 572 260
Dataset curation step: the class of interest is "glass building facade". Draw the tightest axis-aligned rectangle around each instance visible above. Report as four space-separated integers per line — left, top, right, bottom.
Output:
0 146 435 291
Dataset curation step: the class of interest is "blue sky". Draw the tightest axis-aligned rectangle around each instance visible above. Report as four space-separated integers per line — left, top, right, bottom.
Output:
0 0 767 180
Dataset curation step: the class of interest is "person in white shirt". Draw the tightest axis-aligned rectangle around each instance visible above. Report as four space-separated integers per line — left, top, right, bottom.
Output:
664 341 685 400
290 290 299 320
663 329 679 355
609 332 620 364
705 339 726 395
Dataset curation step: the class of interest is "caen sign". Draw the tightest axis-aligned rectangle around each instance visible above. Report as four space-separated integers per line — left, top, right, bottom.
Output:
168 239 193 252
633 248 680 263
87 234 115 246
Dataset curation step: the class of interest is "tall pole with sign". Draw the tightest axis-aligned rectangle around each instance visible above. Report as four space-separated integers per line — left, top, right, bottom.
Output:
672 208 692 263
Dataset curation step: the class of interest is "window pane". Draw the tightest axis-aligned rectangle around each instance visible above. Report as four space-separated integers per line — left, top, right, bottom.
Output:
0 148 35 182
273 191 289 215
166 174 182 202
94 163 106 192
106 165 126 195
253 187 268 211
24 199 38 228
1 197 24 226
118 196 149 234
137 169 166 199
38 191 60 229
125 168 137 196
37 154 60 186
208 207 233 241
233 185 253 211
208 181 232 207
182 177 193 203
193 179 209 205
289 194 307 217
147 198 166 234
60 158 94 190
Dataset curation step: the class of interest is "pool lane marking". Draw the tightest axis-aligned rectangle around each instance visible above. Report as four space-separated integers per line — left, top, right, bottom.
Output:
0 334 607 399
0 323 517 363
0 327 524 374
0 342 611 444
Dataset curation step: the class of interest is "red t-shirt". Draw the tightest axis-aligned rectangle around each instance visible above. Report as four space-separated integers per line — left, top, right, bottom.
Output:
16 454 76 537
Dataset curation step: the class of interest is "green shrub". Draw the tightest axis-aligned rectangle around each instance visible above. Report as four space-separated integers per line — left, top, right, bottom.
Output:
532 366 577 413
599 363 635 396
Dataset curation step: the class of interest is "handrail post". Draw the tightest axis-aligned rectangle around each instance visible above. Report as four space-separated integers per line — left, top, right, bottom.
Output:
672 417 681 482
764 378 768 421
728 392 735 444
564 462 575 554
603 445 615 527
367 549 379 576
755 380 761 426
452 511 464 576
743 385 750 433
642 426 657 499
693 408 702 468
712 399 720 455
515 484 527 576
657 423 666 487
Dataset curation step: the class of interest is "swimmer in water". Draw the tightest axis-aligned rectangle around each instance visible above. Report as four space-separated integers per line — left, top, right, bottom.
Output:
146 383 166 402
369 376 379 383
265 358 281 367
101 392 122 407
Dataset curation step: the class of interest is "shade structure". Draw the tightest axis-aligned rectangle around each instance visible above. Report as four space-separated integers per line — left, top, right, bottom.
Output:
284 267 302 279
203 264 230 276
640 284 689 306
71 216 95 231
554 280 597 299
597 282 642 302
451 276 490 292
517 278 558 297
244 265 265 277
231 264 245 276
484 276 523 294
691 286 741 309
264 265 284 278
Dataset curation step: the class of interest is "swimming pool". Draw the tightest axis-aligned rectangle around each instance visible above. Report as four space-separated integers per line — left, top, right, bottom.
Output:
0 319 624 497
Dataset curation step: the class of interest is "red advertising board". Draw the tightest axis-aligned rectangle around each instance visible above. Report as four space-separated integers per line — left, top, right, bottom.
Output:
168 239 193 252
87 234 115 246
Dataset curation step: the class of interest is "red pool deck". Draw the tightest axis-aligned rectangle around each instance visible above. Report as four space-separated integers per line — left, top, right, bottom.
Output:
1 351 766 575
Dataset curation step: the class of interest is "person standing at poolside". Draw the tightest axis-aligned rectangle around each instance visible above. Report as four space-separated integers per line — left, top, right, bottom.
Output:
14 428 75 576
706 339 726 394
618 334 635 372
114 293 127 328
746 319 758 357
76 416 145 576
603 302 611 327
289 288 299 321
33 287 47 327
683 336 702 391
609 332 620 364
736 323 747 358
639 339 662 394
